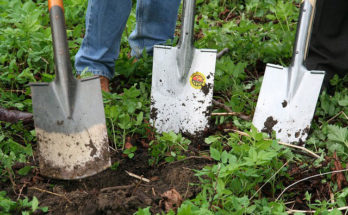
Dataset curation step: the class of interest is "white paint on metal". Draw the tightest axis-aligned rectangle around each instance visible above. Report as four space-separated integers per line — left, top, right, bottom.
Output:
151 45 216 135
253 64 324 143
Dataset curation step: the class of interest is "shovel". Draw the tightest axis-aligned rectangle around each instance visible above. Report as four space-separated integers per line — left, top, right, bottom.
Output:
150 0 217 135
29 0 111 179
253 0 325 143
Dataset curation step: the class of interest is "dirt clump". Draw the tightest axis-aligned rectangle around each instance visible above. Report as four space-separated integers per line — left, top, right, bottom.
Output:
201 83 212 96
261 116 278 136
160 189 183 212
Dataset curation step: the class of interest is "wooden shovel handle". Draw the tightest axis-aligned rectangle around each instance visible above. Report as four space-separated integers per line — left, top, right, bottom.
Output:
48 0 64 11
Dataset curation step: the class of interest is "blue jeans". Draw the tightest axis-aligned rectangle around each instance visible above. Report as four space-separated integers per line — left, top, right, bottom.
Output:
75 0 181 80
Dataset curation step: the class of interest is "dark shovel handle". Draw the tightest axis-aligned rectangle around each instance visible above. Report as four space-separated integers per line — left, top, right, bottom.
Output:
48 0 74 83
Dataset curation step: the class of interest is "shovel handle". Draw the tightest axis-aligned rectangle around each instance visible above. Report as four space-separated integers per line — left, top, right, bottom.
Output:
287 0 318 100
176 0 196 81
48 0 74 82
291 0 316 68
178 0 196 49
49 0 64 11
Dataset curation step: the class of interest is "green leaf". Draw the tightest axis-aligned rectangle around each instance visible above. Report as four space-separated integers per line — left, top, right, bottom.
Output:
41 207 49 212
108 105 120 119
338 95 348 107
221 150 230 164
170 151 176 157
0 135 5 142
110 162 120 171
327 125 348 147
135 112 143 126
118 114 131 130
31 196 39 212
134 206 151 215
328 209 343 215
30 130 36 137
0 191 16 212
204 136 220 145
210 147 220 161
14 102 24 110
216 178 225 194
17 166 32 176
165 156 175 162
337 188 348 198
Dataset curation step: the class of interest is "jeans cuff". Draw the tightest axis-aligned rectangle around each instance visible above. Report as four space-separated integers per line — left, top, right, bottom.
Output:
76 69 113 80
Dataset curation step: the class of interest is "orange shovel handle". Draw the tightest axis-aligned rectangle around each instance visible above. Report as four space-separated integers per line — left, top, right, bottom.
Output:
48 0 64 11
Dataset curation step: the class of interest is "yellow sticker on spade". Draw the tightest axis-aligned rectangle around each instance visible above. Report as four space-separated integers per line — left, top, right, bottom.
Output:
190 72 206 89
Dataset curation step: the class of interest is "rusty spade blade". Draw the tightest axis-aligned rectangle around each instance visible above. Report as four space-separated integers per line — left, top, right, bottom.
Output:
252 0 325 143
29 0 110 179
150 0 217 135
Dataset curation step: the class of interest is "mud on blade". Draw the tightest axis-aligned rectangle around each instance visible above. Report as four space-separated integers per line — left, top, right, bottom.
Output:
151 46 216 135
31 77 111 180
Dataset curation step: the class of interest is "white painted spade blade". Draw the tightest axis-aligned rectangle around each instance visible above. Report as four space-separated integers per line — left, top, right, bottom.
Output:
253 64 324 143
151 45 216 135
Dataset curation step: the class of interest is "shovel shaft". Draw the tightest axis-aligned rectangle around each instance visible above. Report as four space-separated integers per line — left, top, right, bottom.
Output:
178 0 196 49
288 0 317 99
49 0 74 83
49 0 76 117
176 0 196 80
290 0 315 68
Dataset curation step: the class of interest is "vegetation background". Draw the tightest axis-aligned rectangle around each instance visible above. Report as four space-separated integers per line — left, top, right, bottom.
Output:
0 0 347 214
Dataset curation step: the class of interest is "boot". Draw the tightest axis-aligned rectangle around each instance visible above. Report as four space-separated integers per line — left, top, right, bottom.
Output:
99 76 110 93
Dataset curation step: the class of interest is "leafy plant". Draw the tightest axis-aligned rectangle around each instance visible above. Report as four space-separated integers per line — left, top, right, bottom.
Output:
176 127 292 214
104 84 149 150
0 192 48 215
327 125 348 148
1 0 348 214
124 146 137 159
149 132 191 165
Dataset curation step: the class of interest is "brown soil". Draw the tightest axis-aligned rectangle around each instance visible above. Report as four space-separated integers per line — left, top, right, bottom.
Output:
261 116 278 136
2 148 213 215
280 162 332 211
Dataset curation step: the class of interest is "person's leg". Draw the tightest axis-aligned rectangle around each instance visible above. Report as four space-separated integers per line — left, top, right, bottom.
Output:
306 0 348 88
75 0 132 82
129 0 181 58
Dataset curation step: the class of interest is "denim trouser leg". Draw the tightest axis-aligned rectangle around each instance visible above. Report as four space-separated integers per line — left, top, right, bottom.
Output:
75 0 132 80
129 0 181 58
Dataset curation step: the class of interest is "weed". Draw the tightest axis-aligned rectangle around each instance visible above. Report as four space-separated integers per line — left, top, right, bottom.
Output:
0 0 347 214
149 132 191 165
0 192 48 215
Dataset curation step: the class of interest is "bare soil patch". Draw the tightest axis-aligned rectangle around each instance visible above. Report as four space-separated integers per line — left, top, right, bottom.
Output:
2 147 213 215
